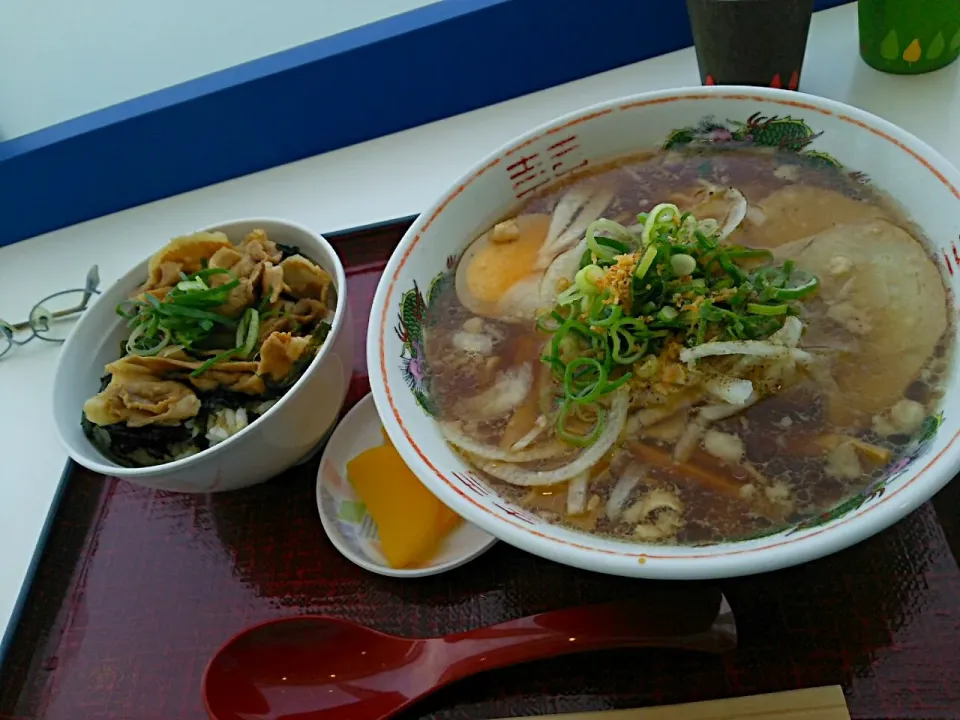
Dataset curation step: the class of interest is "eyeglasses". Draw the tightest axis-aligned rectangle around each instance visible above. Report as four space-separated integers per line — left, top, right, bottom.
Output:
0 266 101 359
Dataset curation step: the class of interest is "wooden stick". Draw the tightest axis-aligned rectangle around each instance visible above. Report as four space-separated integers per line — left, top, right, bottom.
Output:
500 686 849 720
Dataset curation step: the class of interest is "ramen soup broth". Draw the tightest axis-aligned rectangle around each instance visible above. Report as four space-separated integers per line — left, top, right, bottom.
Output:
424 147 952 545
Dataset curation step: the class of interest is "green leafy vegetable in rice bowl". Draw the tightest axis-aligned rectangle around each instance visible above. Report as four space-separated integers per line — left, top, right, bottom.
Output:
81 228 336 467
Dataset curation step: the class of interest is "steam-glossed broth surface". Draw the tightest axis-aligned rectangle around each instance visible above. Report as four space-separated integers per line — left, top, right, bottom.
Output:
424 148 951 545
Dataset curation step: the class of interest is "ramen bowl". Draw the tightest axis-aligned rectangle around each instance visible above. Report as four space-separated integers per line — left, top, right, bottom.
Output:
368 86 960 579
54 217 354 493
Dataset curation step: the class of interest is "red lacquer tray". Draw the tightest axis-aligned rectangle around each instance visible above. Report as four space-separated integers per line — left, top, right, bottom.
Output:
3 218 960 720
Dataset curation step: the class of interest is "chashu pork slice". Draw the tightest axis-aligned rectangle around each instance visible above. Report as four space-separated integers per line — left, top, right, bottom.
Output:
743 186 888 249
774 219 947 427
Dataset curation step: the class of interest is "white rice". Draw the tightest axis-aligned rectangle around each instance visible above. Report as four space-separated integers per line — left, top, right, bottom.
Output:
206 407 250 446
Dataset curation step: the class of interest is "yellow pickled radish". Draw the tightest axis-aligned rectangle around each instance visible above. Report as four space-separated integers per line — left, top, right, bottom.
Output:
435 502 463 537
346 436 461 569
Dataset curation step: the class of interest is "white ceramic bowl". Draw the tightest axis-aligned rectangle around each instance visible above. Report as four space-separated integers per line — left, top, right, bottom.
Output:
368 86 960 580
54 218 354 493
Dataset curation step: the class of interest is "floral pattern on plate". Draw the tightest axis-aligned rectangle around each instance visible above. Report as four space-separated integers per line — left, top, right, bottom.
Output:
662 112 875 185
394 253 458 417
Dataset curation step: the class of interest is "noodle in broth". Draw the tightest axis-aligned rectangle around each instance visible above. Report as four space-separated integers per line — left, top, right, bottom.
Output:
424 147 952 545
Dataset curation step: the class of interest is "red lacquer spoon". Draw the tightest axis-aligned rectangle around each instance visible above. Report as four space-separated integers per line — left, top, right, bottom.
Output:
202 587 735 720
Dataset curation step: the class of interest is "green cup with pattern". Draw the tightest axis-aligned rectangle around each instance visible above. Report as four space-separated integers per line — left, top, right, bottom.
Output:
859 0 960 74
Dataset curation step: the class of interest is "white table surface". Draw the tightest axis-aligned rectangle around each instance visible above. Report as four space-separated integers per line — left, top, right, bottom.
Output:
1 2 958 643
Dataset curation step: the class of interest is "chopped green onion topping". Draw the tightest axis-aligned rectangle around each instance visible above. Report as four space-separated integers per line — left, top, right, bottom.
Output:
747 303 789 316
657 306 679 321
126 324 172 356
236 308 261 358
557 400 605 446
586 219 633 262
116 267 241 354
190 348 240 377
635 245 659 280
575 264 604 294
537 202 820 448
641 203 680 246
670 253 697 277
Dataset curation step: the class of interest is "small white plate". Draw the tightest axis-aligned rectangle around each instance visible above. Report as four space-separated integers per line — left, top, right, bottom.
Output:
316 393 496 577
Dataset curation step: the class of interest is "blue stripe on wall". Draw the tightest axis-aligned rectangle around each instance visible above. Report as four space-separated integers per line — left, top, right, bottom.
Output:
0 0 852 248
